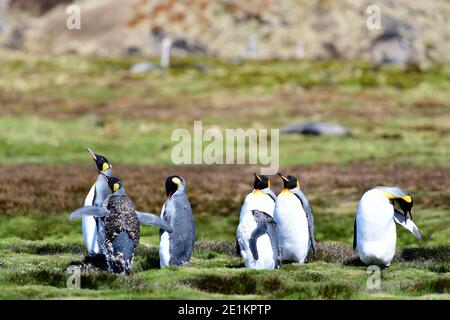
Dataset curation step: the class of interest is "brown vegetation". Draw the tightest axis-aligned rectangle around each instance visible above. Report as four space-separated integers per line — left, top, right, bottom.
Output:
0 162 448 215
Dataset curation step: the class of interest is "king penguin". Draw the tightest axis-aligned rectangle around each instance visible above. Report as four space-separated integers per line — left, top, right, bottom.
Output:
83 148 112 256
249 210 281 269
274 173 316 263
236 173 277 269
354 186 422 267
159 176 196 267
69 174 173 274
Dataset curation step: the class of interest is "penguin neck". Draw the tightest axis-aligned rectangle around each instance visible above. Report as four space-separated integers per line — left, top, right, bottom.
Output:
252 189 265 195
170 185 185 198
281 187 298 194
103 168 112 177
113 188 126 196
95 174 110 196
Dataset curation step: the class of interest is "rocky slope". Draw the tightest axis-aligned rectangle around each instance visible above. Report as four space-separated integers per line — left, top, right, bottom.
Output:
0 0 449 65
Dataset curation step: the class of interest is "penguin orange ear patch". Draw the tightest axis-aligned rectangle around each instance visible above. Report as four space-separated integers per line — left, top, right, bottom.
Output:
172 177 181 186
400 195 412 203
102 163 109 172
113 183 120 192
381 191 412 203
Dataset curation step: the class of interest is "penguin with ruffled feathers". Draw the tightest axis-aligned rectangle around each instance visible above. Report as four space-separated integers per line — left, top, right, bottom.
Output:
354 186 422 267
159 176 196 267
70 174 173 274
236 173 277 269
274 173 316 263
83 148 112 256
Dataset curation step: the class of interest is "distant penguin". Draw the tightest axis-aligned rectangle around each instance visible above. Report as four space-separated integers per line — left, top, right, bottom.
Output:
274 173 316 263
354 186 422 267
83 148 112 255
159 176 196 267
236 173 276 269
249 210 281 269
70 174 173 274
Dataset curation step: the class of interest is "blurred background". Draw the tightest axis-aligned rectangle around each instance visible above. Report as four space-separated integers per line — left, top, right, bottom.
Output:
0 0 448 299
1 0 449 64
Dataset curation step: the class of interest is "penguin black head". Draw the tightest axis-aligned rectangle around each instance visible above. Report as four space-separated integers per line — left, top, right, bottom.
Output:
396 197 414 219
101 174 123 193
86 148 111 173
375 186 414 219
165 175 183 198
253 173 270 190
278 173 299 189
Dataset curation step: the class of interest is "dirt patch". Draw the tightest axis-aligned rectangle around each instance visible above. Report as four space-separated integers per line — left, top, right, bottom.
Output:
0 162 448 215
189 273 282 295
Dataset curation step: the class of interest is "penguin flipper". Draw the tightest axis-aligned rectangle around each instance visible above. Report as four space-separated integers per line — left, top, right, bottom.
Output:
292 189 316 252
353 218 357 250
249 224 268 261
394 209 422 240
136 211 173 233
268 226 281 269
69 207 108 221
235 238 241 256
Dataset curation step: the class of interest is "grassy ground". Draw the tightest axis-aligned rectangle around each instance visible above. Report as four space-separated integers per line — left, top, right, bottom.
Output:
0 56 448 299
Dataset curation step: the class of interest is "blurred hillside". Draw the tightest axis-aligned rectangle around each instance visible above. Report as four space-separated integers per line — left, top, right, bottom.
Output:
0 0 448 66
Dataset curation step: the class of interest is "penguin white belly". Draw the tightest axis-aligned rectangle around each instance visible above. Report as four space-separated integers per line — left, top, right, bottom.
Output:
253 234 275 269
159 203 171 267
274 193 309 263
82 183 100 255
237 191 275 269
159 231 171 267
356 190 397 266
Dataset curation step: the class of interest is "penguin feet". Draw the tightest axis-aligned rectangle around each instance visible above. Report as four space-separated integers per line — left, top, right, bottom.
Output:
181 261 191 268
83 254 108 270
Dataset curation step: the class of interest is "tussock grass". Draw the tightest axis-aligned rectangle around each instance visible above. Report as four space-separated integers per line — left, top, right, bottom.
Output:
402 278 450 295
0 243 85 255
194 240 238 257
310 241 357 263
397 247 450 263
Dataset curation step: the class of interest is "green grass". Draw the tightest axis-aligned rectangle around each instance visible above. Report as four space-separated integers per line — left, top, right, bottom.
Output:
0 56 448 299
0 56 448 167
0 202 447 299
0 240 448 299
0 114 448 167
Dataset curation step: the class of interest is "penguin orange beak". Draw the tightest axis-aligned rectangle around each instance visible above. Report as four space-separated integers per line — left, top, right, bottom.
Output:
253 172 262 181
86 148 97 161
277 173 289 182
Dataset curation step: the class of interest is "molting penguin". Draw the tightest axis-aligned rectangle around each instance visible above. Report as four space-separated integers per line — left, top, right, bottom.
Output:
83 148 112 255
69 174 173 274
236 173 276 269
159 176 196 267
274 173 316 263
249 210 281 269
354 186 422 267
